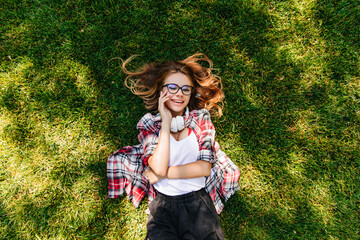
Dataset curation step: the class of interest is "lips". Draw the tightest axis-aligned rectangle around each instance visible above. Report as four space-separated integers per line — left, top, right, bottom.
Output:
171 99 184 104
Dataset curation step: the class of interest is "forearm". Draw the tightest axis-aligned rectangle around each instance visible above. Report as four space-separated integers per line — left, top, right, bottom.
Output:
166 160 212 179
148 127 170 177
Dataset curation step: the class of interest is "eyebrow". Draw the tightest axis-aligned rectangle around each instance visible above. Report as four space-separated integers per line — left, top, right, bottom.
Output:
167 83 194 87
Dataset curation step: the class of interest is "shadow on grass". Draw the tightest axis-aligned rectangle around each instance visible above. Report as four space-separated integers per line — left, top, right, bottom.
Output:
315 0 360 82
222 194 330 239
1 0 359 239
0 202 19 239
218 1 359 239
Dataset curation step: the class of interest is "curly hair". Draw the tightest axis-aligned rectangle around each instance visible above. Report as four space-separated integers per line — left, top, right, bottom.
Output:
122 53 224 117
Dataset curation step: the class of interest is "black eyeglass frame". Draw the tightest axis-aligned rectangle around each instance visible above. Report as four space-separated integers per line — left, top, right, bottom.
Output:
161 83 194 96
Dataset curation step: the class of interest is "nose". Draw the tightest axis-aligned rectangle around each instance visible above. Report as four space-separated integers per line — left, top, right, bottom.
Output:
175 89 185 97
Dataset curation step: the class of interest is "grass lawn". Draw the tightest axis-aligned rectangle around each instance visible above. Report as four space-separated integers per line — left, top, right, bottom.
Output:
1 0 359 239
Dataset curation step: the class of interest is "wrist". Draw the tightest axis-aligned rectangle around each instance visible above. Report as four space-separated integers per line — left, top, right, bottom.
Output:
161 121 171 131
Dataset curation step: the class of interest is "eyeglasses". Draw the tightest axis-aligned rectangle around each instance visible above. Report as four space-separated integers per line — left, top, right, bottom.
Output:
162 83 194 96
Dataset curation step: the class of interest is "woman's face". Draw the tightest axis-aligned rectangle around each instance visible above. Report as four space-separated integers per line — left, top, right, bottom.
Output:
161 72 193 117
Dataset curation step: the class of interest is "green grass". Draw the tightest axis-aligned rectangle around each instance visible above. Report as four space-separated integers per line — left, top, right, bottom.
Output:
1 0 359 239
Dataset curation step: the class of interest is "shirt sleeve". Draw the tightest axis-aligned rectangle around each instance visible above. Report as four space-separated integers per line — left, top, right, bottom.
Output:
137 129 159 166
196 109 216 164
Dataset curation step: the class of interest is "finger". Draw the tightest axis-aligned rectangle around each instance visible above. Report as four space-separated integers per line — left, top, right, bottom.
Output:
159 91 168 102
163 91 170 100
160 95 169 104
159 92 165 104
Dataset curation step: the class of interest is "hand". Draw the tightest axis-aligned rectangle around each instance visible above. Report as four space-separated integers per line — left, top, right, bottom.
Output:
144 167 163 184
158 90 172 127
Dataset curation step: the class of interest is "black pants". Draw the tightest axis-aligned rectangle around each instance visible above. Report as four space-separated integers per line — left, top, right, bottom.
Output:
146 188 225 240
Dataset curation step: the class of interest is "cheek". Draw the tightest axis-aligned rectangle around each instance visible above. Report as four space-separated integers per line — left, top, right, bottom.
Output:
164 100 171 108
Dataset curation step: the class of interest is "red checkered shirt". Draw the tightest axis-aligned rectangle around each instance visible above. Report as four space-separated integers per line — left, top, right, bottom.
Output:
107 109 240 214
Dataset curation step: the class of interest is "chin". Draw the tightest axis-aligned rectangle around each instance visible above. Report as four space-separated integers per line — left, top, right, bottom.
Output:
166 103 182 111
171 110 184 116
169 107 186 116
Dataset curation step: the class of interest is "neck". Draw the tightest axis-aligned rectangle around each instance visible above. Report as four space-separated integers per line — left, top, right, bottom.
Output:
170 110 183 117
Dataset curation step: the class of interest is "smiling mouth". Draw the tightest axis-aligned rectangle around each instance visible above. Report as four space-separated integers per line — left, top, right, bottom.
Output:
171 100 184 104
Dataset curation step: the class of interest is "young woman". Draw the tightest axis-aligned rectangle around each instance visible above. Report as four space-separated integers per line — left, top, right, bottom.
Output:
107 53 240 239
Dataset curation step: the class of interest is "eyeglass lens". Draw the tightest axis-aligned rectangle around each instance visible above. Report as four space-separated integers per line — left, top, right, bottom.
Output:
166 84 192 95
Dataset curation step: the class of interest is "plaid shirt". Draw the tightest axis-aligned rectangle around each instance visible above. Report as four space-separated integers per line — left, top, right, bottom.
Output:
107 109 240 214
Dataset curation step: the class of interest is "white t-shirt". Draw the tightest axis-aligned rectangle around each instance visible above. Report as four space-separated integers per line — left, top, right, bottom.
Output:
153 130 205 196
